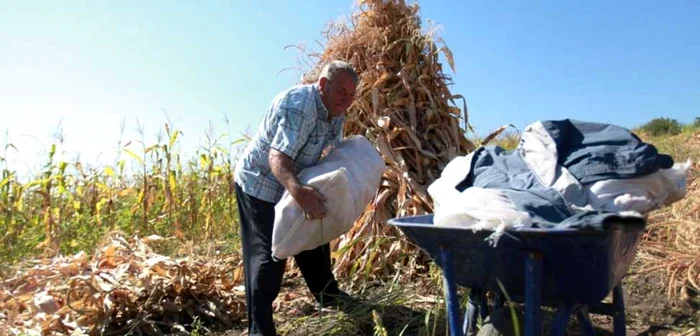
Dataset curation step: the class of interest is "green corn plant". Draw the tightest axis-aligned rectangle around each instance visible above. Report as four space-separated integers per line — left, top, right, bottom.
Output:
162 122 182 237
124 120 150 232
0 117 248 264
33 142 58 252
0 134 21 261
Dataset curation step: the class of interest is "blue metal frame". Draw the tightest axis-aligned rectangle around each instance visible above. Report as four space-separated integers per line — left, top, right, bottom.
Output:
441 248 463 336
550 303 576 336
613 285 626 336
438 247 628 336
576 306 597 336
525 251 543 336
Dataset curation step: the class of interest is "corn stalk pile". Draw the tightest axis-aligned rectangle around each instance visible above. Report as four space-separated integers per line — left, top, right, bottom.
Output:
0 234 245 335
298 0 476 282
637 158 700 303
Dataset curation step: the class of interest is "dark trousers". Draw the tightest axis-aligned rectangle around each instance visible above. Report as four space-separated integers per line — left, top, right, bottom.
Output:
235 183 339 336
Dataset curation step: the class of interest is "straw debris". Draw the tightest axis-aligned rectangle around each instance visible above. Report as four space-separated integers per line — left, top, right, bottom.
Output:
0 233 245 335
637 159 700 303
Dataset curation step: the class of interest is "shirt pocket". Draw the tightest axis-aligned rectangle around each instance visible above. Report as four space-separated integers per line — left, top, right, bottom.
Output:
299 127 325 164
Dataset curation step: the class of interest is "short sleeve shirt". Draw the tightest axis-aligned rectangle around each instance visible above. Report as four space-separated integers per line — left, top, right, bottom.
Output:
234 84 344 203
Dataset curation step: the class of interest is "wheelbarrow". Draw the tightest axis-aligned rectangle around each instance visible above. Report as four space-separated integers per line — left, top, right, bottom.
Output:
387 214 645 336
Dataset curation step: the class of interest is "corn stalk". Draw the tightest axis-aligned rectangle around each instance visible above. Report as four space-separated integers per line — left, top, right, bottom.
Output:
298 0 476 282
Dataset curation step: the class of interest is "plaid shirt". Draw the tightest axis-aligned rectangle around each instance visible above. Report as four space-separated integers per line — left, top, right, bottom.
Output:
234 84 345 203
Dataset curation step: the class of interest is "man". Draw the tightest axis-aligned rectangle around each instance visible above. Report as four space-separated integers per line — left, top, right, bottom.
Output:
233 60 359 336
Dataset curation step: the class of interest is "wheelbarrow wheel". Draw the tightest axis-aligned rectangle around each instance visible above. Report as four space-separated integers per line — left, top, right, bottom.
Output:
477 308 522 336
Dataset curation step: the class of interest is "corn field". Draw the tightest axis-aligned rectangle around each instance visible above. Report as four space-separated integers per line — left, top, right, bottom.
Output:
0 121 245 266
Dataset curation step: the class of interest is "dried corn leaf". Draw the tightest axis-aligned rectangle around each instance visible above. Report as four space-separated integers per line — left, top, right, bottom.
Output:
0 233 245 335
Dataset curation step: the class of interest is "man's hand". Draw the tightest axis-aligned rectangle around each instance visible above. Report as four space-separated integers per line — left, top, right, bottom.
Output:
269 148 328 220
290 184 327 220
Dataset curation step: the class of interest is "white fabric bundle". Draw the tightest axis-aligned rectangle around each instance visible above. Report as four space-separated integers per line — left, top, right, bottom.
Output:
427 153 534 246
272 135 385 260
578 159 691 213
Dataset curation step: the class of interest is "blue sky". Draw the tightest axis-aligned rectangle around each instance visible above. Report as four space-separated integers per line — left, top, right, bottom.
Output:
1 1 699 173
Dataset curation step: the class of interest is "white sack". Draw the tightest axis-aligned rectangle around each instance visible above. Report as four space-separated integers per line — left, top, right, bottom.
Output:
272 135 385 260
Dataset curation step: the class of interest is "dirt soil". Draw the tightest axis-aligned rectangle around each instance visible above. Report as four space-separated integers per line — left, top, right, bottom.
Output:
208 270 698 336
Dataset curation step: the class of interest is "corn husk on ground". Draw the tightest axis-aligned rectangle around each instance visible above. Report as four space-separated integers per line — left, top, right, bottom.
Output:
0 234 245 335
636 134 700 303
298 0 475 281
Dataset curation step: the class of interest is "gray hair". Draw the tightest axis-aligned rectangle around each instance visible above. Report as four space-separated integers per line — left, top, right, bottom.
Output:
319 60 358 84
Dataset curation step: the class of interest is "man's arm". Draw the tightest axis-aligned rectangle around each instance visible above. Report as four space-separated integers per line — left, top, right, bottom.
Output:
269 148 327 220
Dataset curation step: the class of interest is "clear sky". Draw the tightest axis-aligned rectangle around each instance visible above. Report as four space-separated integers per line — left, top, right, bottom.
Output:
1 1 699 174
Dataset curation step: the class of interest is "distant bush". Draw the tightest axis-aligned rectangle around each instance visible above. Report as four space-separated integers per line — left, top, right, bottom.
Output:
638 117 683 136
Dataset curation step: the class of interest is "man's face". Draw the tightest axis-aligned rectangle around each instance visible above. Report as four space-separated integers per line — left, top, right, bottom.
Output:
320 72 357 118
